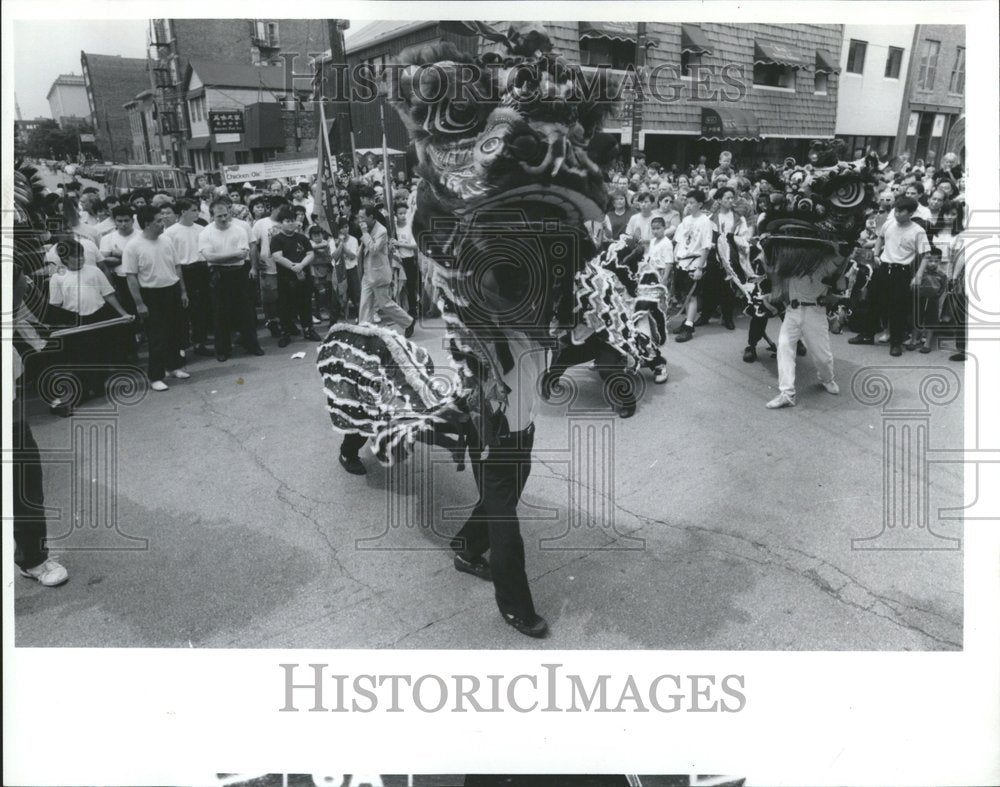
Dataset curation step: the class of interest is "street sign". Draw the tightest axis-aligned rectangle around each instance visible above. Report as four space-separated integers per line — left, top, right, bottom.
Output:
221 158 319 183
209 110 245 134
79 133 96 143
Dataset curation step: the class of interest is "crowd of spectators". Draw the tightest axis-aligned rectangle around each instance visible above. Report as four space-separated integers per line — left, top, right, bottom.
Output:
23 144 968 417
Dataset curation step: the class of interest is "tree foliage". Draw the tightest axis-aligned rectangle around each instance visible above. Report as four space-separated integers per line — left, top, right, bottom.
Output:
24 119 100 160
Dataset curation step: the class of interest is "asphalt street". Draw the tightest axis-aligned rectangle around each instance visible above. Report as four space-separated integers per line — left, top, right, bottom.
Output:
13 304 965 649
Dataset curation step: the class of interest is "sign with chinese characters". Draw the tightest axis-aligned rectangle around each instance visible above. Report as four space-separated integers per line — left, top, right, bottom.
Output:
209 110 245 134
906 112 919 136
931 114 946 137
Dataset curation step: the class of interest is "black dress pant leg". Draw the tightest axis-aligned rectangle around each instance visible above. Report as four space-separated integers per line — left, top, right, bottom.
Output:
13 419 49 570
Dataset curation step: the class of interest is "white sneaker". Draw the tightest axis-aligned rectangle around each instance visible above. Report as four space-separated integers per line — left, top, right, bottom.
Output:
766 392 796 409
875 331 890 344
19 558 69 587
653 364 669 384
168 369 191 379
821 380 840 395
150 380 169 392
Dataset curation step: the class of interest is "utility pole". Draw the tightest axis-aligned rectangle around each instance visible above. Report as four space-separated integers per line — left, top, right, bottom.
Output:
324 19 357 173
630 22 647 156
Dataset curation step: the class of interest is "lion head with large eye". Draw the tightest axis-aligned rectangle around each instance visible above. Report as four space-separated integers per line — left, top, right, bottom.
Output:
390 42 501 174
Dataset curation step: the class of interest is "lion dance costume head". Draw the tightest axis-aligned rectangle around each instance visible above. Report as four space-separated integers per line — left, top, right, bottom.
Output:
318 22 618 461
757 139 878 281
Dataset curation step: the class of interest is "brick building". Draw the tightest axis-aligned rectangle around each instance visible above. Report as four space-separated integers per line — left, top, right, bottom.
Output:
80 53 151 163
46 74 91 128
341 21 843 171
124 90 165 164
895 24 965 164
146 19 328 168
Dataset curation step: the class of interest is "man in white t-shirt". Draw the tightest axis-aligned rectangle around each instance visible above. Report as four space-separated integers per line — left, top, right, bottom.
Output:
122 206 190 390
165 198 211 356
250 196 283 337
199 197 264 361
671 189 715 343
875 196 930 356
98 205 140 361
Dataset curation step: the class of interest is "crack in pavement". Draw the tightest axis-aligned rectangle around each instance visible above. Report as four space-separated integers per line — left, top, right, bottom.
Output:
532 456 962 649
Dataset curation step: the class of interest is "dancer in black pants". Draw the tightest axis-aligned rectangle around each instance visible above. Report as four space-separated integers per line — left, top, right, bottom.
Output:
451 412 545 637
543 333 639 418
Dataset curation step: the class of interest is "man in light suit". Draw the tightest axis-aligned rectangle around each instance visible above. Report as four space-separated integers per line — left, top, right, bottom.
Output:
357 206 414 337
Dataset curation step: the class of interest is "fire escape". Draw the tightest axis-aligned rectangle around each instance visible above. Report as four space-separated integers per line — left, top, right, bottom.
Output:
147 19 187 164
251 20 282 66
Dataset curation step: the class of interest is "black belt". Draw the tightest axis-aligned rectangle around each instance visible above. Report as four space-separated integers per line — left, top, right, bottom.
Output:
789 300 817 308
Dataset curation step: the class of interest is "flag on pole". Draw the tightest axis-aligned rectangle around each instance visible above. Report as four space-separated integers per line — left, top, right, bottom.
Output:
313 99 339 236
380 101 395 241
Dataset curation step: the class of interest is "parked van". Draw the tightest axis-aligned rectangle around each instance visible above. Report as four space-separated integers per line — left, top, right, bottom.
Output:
107 165 190 198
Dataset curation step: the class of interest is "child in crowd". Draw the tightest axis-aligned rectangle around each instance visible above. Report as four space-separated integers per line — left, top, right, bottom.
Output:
45 238 134 416
270 206 321 347
909 247 948 353
308 224 341 325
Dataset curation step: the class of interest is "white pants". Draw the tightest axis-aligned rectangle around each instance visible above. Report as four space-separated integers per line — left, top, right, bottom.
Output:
777 305 835 397
359 281 412 331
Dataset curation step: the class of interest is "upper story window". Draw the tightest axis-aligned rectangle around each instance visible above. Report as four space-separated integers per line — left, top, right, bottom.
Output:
916 39 940 90
884 46 903 79
579 36 636 70
846 39 867 74
948 46 965 94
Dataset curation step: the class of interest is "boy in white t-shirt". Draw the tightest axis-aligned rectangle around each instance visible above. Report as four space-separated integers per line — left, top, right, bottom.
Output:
671 190 715 343
868 196 929 356
46 238 133 415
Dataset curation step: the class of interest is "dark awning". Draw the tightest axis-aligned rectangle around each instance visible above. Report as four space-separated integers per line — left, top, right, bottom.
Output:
700 106 761 141
681 24 713 55
580 22 636 43
186 136 211 150
815 48 841 74
754 40 808 69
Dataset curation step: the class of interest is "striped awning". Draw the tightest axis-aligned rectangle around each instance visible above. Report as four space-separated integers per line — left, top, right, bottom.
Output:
754 40 808 69
580 22 636 43
681 24 713 55
700 106 761 141
815 48 841 74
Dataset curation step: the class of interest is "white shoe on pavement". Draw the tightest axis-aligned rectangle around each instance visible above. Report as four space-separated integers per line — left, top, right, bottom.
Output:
19 558 69 587
168 369 191 379
653 364 669 384
150 380 169 392
821 380 840 395
766 392 796 409
875 331 890 344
